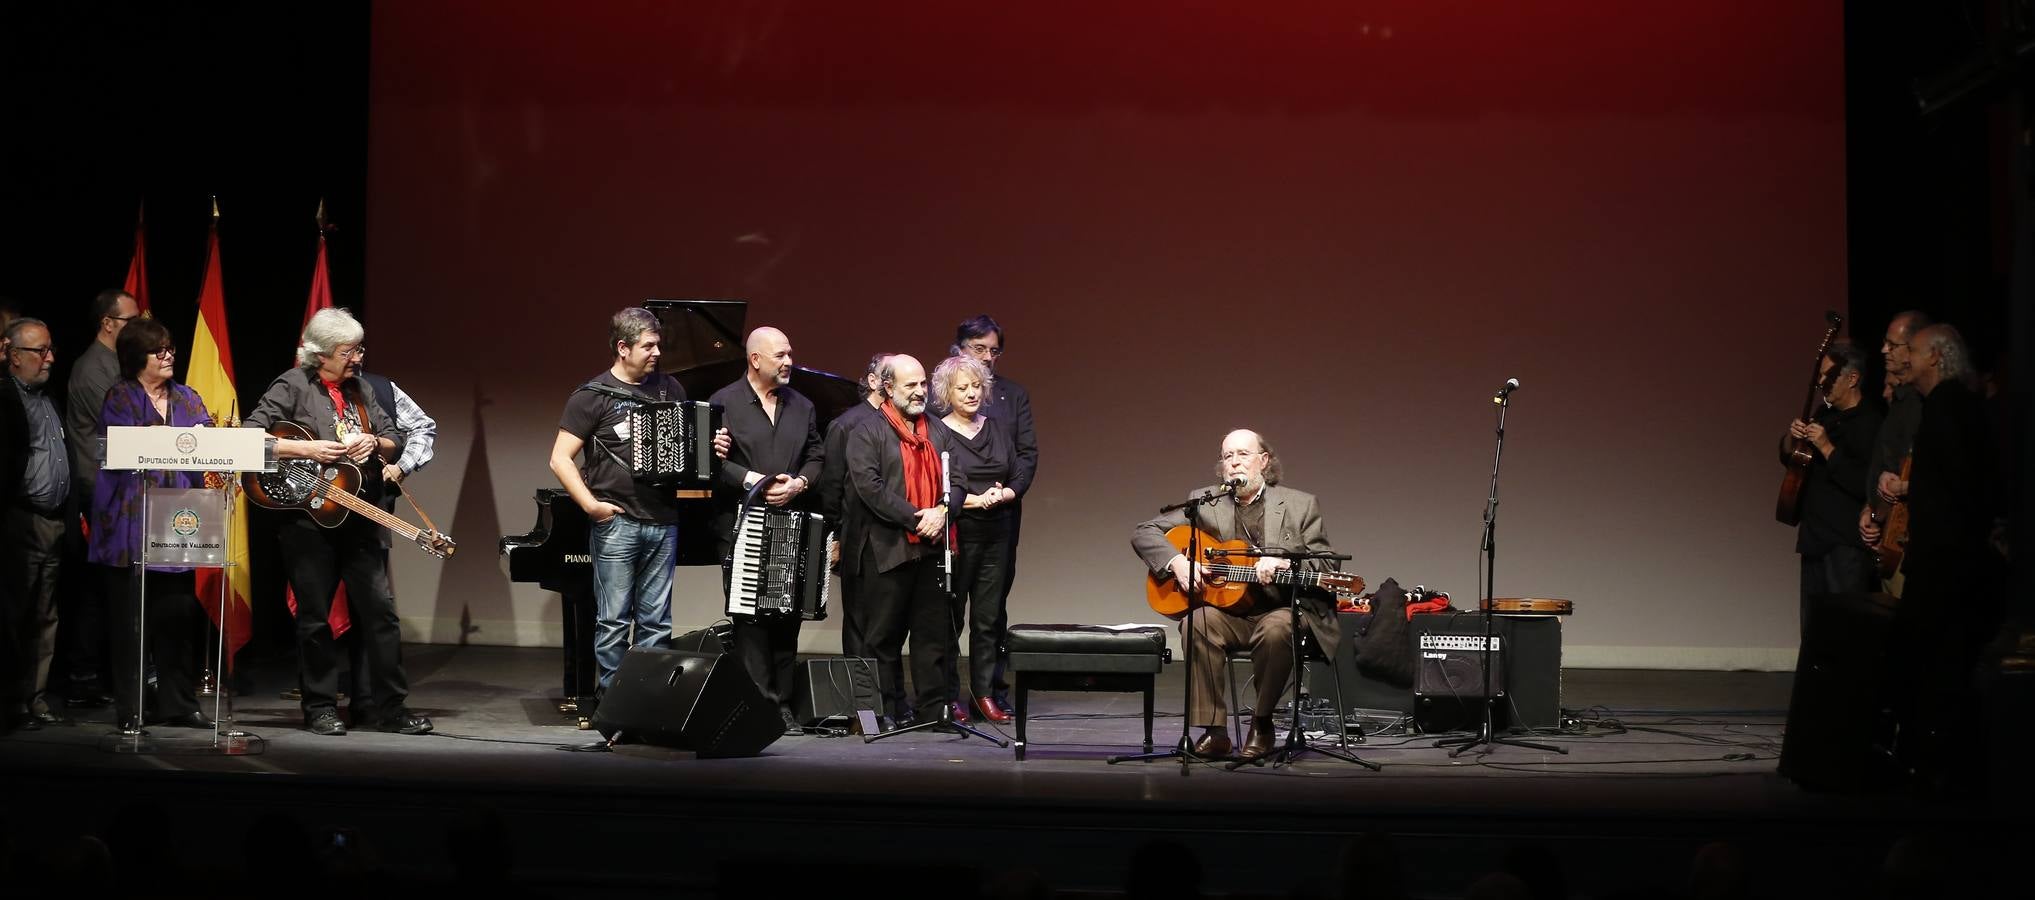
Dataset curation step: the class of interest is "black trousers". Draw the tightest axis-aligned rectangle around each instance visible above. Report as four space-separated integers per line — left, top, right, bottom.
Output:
1799 544 1873 636
731 613 802 713
277 523 407 720
856 551 952 719
945 536 1010 701
104 568 201 721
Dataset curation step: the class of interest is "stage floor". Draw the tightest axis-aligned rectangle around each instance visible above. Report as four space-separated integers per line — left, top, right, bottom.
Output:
0 644 2014 898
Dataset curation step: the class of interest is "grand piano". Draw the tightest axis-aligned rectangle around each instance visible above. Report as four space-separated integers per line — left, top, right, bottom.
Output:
500 300 863 724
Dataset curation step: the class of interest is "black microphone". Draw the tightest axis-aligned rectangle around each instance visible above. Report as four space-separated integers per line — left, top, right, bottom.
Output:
1492 377 1521 404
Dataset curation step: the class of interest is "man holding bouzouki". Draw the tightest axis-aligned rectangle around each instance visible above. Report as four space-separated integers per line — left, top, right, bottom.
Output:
244 308 433 737
1131 429 1355 762
1778 339 1881 632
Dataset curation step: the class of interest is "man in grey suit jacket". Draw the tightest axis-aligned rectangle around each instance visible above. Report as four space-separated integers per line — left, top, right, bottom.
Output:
839 354 966 725
1132 429 1343 762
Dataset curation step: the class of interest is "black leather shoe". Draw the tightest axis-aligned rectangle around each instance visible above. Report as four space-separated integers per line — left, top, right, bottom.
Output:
162 711 217 730
65 690 115 709
779 709 804 736
376 709 433 735
30 708 67 726
307 712 347 736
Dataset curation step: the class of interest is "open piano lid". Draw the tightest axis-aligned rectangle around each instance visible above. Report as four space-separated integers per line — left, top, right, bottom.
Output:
644 299 863 427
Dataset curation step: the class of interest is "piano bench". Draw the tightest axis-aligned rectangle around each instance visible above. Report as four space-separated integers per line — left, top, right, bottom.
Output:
1006 624 1170 761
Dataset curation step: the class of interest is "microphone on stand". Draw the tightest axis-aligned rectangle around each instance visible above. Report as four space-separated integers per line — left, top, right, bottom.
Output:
1492 377 1521 405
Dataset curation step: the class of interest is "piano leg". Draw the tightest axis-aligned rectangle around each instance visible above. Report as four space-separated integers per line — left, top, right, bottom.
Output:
560 580 597 727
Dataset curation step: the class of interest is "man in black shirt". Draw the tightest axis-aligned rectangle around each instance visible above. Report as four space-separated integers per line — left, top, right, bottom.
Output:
549 308 686 695
1781 340 1882 633
1868 323 1996 782
1857 311 1931 546
245 308 426 736
817 352 895 660
710 327 823 735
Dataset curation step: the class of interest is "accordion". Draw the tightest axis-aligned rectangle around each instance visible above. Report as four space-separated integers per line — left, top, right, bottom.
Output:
725 508 832 620
627 400 719 485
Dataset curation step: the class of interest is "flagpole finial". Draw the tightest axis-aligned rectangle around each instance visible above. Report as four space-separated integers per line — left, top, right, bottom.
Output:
210 195 220 223
136 199 145 228
315 197 329 234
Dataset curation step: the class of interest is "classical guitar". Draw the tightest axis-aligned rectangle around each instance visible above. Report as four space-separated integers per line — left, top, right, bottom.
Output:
1145 525 1364 620
1776 311 1844 525
242 420 457 559
1868 454 1913 580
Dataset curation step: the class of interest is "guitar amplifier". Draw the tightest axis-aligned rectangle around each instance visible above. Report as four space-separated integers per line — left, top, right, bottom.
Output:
1409 615 1563 733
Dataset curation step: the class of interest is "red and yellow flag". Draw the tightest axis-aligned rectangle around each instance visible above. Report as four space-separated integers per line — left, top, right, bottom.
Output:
123 203 151 315
186 217 251 668
285 221 352 637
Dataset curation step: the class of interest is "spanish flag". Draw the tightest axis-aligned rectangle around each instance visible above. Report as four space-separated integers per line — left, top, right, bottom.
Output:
186 208 252 669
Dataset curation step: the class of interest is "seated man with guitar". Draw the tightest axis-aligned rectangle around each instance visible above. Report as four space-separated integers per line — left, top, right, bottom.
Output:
244 308 434 737
1131 429 1356 762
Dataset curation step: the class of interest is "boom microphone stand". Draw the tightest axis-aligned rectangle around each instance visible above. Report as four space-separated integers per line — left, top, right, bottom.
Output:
1435 380 1565 758
1222 547 1380 771
1109 483 1234 774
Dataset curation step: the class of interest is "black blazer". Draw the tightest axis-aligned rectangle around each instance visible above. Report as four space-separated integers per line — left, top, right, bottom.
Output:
983 372 1037 497
1 377 30 504
818 401 879 524
839 410 964 577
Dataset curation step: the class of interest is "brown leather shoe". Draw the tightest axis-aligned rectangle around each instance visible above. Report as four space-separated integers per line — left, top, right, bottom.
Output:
1191 729 1233 759
1237 717 1278 762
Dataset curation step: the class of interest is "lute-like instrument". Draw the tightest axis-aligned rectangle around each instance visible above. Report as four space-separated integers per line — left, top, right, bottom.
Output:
1145 525 1363 620
1776 310 1844 525
242 420 457 559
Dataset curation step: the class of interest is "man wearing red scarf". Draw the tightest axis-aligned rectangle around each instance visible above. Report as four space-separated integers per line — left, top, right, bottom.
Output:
838 355 964 727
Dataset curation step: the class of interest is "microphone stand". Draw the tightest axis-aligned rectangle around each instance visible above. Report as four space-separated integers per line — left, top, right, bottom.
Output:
1223 547 1380 771
866 449 1006 748
1435 388 1566 758
1109 484 1233 774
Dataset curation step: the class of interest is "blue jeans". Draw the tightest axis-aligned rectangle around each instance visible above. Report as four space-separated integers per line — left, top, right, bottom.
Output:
590 514 676 690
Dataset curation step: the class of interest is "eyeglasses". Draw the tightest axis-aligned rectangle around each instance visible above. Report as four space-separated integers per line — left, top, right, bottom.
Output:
1881 339 1909 352
333 346 366 360
152 346 177 360
963 342 1004 358
106 314 137 324
9 345 53 358
1218 450 1261 462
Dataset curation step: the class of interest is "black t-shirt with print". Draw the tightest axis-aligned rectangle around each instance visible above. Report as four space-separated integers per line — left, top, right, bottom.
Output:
557 370 686 524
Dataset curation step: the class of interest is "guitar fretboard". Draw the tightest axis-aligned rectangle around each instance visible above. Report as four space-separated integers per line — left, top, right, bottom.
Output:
277 463 426 543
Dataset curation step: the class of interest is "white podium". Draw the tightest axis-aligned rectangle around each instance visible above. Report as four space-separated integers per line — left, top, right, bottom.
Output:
100 425 273 753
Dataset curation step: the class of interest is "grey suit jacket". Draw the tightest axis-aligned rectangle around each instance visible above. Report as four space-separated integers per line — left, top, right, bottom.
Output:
1130 483 1343 659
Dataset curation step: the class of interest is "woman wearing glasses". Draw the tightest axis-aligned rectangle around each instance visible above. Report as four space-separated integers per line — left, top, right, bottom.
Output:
88 317 215 731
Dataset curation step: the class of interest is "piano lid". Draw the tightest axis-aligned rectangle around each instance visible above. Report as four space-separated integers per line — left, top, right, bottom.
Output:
644 299 864 429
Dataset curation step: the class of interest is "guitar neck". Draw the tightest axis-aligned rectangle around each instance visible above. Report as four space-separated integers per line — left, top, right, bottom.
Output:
1205 563 1326 587
318 481 425 543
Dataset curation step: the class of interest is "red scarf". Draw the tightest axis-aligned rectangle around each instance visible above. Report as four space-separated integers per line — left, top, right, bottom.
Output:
320 378 348 422
880 401 943 543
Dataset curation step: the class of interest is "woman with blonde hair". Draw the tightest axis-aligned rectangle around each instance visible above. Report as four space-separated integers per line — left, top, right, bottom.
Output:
930 354 1019 722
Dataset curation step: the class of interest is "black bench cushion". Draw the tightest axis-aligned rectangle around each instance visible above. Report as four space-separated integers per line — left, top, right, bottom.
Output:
1007 624 1167 656
1008 624 1168 674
